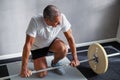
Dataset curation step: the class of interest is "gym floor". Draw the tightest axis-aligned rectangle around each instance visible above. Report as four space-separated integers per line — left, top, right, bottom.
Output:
0 41 120 80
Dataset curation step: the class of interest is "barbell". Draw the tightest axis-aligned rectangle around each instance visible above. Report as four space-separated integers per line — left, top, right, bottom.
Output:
0 43 120 80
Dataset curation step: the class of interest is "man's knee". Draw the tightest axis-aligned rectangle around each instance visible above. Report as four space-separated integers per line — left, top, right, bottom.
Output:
33 57 48 78
57 43 68 57
38 71 48 78
57 44 68 55
50 39 68 57
62 45 68 56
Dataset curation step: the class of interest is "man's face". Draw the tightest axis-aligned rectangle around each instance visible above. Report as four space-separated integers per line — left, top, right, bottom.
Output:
45 15 61 27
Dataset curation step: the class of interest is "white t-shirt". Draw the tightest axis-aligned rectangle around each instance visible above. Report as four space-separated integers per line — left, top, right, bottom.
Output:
26 13 71 50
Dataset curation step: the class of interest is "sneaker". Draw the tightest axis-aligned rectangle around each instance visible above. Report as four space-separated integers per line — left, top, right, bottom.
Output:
51 60 65 75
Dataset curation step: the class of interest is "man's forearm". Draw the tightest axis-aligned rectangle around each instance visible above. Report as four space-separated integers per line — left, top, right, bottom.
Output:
64 29 78 60
67 37 78 60
21 45 30 70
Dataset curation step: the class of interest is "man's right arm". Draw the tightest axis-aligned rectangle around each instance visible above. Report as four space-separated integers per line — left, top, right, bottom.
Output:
21 34 35 77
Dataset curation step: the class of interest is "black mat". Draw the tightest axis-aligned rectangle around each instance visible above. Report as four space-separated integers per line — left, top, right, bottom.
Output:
67 43 120 80
0 65 10 80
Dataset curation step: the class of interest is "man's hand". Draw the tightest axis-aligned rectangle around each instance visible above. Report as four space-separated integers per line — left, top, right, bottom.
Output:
20 68 32 77
70 59 80 67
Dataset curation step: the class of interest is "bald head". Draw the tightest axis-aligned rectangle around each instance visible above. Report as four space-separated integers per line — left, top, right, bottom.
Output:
43 5 61 21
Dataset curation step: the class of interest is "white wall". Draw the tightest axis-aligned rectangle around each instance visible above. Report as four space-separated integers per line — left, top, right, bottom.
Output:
117 19 120 42
0 0 119 57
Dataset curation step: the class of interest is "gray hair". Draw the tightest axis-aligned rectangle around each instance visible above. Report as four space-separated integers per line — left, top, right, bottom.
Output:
43 5 61 21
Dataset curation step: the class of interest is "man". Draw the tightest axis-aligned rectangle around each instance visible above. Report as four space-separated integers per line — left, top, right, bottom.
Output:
20 5 80 78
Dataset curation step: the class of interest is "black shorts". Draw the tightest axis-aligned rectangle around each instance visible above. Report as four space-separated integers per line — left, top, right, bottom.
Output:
31 38 57 60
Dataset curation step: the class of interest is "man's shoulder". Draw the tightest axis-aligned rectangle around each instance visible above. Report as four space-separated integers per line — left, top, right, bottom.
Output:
61 13 68 22
31 14 45 26
32 14 43 20
61 13 65 18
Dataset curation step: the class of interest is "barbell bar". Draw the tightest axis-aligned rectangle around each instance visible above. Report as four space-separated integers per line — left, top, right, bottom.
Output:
0 43 120 80
107 52 120 57
0 57 95 80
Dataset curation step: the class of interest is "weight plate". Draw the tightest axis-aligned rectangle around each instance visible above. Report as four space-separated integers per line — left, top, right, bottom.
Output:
88 43 108 74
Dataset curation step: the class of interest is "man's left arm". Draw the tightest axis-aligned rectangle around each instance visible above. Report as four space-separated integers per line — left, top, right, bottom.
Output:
64 28 80 67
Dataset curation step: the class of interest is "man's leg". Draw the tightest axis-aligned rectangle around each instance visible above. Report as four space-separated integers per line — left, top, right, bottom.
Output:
33 57 48 78
49 38 68 64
